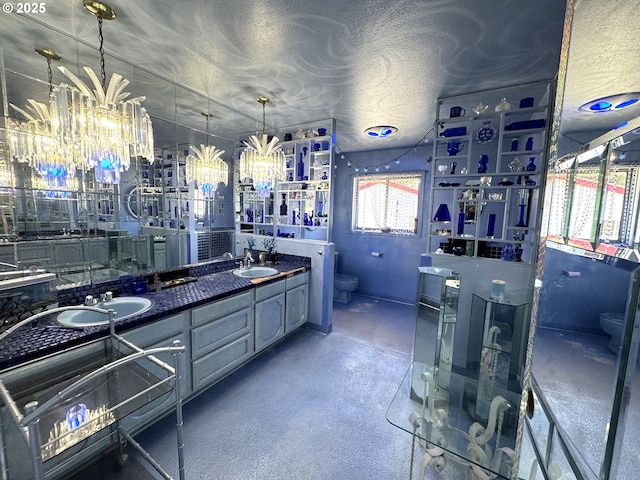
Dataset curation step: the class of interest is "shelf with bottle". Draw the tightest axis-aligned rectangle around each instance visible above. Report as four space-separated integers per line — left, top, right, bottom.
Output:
429 82 551 264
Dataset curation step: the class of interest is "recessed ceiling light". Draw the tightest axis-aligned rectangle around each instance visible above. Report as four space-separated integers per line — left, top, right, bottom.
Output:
364 126 398 138
579 93 640 113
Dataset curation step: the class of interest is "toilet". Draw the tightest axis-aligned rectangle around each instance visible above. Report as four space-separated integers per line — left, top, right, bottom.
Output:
334 252 359 304
600 312 626 353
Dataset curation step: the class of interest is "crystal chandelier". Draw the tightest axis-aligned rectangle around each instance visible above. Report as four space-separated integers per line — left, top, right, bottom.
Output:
187 112 228 197
8 1 154 186
239 96 286 197
8 48 79 187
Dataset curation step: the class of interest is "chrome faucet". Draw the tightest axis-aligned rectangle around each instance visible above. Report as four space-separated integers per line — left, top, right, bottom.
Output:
242 251 254 270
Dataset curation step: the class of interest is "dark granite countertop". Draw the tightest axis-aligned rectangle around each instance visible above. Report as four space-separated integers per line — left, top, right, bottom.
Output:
0 262 309 371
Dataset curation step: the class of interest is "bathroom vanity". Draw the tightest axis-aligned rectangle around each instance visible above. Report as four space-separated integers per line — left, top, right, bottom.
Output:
0 262 310 480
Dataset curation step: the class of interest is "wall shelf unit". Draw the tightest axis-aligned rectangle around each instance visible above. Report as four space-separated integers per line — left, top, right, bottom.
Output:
428 81 553 264
235 119 335 242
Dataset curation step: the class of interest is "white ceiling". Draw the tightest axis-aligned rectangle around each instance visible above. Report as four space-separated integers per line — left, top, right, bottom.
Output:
2 0 630 155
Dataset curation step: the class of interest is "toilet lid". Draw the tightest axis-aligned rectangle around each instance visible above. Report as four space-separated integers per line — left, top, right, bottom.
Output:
335 274 358 282
602 313 625 323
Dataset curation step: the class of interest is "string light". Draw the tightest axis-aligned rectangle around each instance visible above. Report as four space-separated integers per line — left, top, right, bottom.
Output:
336 127 433 173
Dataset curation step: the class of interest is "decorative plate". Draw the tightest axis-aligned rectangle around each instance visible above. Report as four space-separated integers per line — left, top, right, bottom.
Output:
475 121 498 144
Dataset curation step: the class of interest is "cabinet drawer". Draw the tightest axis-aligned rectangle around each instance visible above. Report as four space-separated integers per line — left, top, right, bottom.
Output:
191 306 253 360
192 333 252 390
191 291 253 327
286 270 309 289
255 279 286 302
123 313 185 348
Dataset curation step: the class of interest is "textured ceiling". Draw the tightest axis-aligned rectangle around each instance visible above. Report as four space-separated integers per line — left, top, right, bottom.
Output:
560 0 640 142
0 0 582 154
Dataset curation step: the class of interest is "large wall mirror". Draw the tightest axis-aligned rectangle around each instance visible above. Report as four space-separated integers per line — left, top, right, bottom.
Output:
0 12 259 286
530 1 640 479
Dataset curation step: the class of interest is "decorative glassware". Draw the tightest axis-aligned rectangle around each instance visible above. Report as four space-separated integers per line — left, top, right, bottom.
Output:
509 157 522 172
501 244 514 261
525 137 534 151
487 214 496 237
472 103 488 115
457 212 465 235
433 203 452 223
475 121 497 144
516 189 528 227
526 157 536 171
438 164 448 175
450 161 457 175
495 98 511 112
478 154 489 173
510 139 519 151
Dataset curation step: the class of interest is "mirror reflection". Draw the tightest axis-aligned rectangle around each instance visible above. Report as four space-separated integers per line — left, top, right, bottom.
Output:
529 1 640 479
0 13 258 287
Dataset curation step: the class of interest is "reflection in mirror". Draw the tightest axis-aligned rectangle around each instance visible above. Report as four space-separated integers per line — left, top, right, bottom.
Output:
530 0 640 476
545 156 573 243
0 11 253 286
566 156 605 250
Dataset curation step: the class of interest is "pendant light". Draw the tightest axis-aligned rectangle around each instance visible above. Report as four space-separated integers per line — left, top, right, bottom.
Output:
239 97 286 197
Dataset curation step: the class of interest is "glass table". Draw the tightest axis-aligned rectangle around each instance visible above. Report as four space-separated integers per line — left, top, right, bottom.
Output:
387 365 524 479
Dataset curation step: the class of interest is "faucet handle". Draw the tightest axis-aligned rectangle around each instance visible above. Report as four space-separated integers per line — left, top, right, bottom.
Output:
105 291 113 301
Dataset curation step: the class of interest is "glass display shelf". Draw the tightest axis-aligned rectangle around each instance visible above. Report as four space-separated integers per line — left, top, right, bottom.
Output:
387 366 522 480
0 306 186 480
468 290 530 394
17 356 173 461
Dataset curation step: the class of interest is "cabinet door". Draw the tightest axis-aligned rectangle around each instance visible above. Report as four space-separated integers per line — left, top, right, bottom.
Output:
255 293 286 352
53 241 84 266
285 283 308 332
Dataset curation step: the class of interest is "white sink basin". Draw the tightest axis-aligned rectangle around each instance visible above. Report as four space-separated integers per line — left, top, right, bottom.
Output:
232 267 278 279
56 297 153 328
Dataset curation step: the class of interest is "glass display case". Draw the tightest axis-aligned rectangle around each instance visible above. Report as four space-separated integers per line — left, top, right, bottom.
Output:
468 291 530 407
411 267 460 409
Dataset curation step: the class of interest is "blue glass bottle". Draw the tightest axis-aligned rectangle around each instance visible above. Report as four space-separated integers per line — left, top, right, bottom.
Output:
297 153 305 180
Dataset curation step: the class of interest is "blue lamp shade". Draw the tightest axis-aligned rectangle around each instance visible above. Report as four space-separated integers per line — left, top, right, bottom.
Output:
433 203 451 223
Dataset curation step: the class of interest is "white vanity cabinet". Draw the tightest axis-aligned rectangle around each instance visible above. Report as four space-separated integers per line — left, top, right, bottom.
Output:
190 291 254 391
119 312 188 435
285 271 309 332
254 280 287 352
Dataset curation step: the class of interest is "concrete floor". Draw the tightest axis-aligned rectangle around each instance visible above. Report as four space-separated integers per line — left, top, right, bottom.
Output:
69 294 546 480
71 295 426 480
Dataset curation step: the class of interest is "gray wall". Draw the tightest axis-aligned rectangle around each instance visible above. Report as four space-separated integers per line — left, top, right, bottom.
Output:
537 246 632 334
331 146 432 304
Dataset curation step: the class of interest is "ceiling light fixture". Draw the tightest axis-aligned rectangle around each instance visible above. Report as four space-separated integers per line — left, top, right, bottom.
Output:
8 47 74 187
239 96 285 197
579 93 640 113
10 2 154 186
187 112 228 197
364 125 398 138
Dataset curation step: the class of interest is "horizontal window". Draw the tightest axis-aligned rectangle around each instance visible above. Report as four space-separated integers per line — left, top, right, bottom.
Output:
351 172 421 235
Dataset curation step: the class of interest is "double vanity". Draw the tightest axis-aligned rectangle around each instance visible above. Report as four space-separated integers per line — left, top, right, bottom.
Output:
0 259 310 479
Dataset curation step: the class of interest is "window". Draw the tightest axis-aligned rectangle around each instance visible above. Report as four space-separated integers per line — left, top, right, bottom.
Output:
351 172 422 235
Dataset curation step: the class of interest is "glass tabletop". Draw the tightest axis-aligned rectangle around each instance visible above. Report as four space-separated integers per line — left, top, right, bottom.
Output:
386 365 524 479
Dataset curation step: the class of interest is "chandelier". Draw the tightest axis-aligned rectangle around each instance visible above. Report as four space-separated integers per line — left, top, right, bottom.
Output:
8 48 79 187
239 96 285 197
8 1 154 186
187 112 228 197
